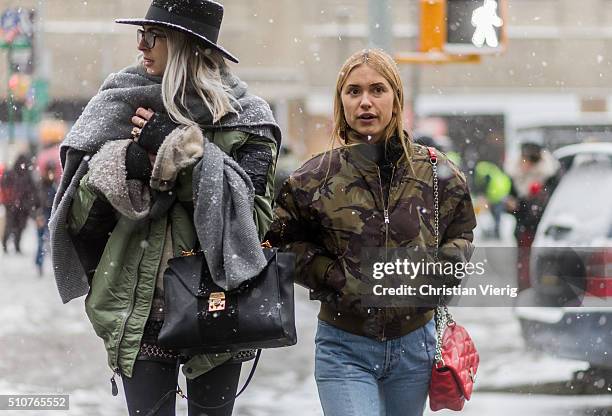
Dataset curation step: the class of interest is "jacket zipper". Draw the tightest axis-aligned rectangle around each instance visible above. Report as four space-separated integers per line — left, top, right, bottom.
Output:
376 165 396 341
114 270 140 374
113 233 149 381
110 368 120 396
376 166 395 260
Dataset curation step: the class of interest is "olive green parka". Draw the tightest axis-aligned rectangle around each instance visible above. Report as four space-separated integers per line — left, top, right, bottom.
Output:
68 130 277 379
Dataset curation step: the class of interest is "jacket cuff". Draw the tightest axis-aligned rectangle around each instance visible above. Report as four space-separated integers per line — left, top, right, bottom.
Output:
125 142 152 181
309 255 336 285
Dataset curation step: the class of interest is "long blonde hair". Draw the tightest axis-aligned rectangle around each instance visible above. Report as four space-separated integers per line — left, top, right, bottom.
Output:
142 28 238 126
328 49 412 161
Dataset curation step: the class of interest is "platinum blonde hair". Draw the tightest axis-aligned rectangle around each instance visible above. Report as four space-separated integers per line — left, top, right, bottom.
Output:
146 28 238 126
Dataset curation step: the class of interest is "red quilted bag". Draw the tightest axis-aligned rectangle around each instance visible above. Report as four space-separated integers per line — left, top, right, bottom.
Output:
428 308 479 411
427 149 479 411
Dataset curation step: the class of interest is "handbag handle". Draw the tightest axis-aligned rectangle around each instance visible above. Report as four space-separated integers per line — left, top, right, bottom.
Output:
427 147 440 255
427 147 456 365
433 305 455 365
144 349 262 416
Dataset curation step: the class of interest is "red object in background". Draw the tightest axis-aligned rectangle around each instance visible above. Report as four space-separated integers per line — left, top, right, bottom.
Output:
585 249 612 298
517 229 536 291
0 164 5 204
528 181 543 196
37 145 62 185
1 27 20 43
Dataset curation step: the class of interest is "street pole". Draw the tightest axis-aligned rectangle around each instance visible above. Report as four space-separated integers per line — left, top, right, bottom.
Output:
5 44 15 165
35 1 46 80
409 65 422 125
368 0 393 53
367 0 421 127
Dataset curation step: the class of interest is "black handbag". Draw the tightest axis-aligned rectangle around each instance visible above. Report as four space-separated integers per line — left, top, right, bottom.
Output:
158 246 297 355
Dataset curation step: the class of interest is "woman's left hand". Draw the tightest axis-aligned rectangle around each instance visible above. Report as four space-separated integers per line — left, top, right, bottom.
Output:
131 107 155 141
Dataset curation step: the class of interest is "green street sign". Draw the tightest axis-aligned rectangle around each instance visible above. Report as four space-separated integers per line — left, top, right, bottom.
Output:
0 39 31 49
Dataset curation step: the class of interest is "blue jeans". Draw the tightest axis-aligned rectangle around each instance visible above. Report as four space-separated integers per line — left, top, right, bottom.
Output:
315 318 436 416
35 225 49 269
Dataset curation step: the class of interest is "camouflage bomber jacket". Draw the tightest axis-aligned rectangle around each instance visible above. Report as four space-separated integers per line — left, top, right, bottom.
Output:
266 138 477 340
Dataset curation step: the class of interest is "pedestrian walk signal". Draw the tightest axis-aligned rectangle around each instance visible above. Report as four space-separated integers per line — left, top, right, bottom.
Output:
445 0 506 54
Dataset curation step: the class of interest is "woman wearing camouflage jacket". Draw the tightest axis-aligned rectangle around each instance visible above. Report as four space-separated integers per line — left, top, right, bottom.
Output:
266 49 476 416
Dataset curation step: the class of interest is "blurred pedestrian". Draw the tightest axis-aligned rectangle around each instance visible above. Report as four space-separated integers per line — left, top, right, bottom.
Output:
474 160 511 239
506 142 560 290
34 161 58 275
2 154 36 254
49 1 280 415
267 49 476 416
0 163 5 204
36 144 62 187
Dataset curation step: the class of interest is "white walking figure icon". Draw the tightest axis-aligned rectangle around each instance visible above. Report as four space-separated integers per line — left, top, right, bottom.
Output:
471 0 503 48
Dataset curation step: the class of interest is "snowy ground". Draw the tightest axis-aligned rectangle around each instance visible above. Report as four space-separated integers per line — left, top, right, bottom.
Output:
1 215 611 415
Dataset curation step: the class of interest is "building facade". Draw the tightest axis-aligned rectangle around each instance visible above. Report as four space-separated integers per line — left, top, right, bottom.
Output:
1 0 611 162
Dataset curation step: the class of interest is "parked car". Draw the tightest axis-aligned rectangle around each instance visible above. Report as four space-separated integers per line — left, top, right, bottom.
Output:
515 142 612 369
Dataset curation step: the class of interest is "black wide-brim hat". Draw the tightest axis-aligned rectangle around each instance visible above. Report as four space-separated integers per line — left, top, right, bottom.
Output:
115 0 239 63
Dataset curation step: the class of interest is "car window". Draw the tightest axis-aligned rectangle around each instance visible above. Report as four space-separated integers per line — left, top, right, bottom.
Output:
557 152 612 172
538 162 612 240
571 153 612 168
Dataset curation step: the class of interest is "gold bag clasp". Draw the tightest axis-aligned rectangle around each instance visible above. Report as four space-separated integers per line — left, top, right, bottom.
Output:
208 292 226 312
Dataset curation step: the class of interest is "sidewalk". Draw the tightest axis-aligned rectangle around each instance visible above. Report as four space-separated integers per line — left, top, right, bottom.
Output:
1 221 610 415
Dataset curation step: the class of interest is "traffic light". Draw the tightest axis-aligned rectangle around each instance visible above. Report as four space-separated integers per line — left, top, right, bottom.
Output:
419 0 507 55
446 0 506 54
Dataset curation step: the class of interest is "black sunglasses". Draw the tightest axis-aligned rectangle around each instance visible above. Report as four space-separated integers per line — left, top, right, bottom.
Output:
137 28 166 49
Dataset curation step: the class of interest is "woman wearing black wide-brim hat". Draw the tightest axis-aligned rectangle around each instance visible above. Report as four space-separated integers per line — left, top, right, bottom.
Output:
49 1 281 415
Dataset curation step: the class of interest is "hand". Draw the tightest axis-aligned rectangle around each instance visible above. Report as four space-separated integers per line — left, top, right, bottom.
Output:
135 111 180 155
309 288 340 305
131 107 155 142
125 142 153 182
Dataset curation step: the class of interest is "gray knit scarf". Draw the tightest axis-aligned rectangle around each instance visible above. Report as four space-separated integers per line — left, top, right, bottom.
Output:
50 64 280 303
61 65 279 153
